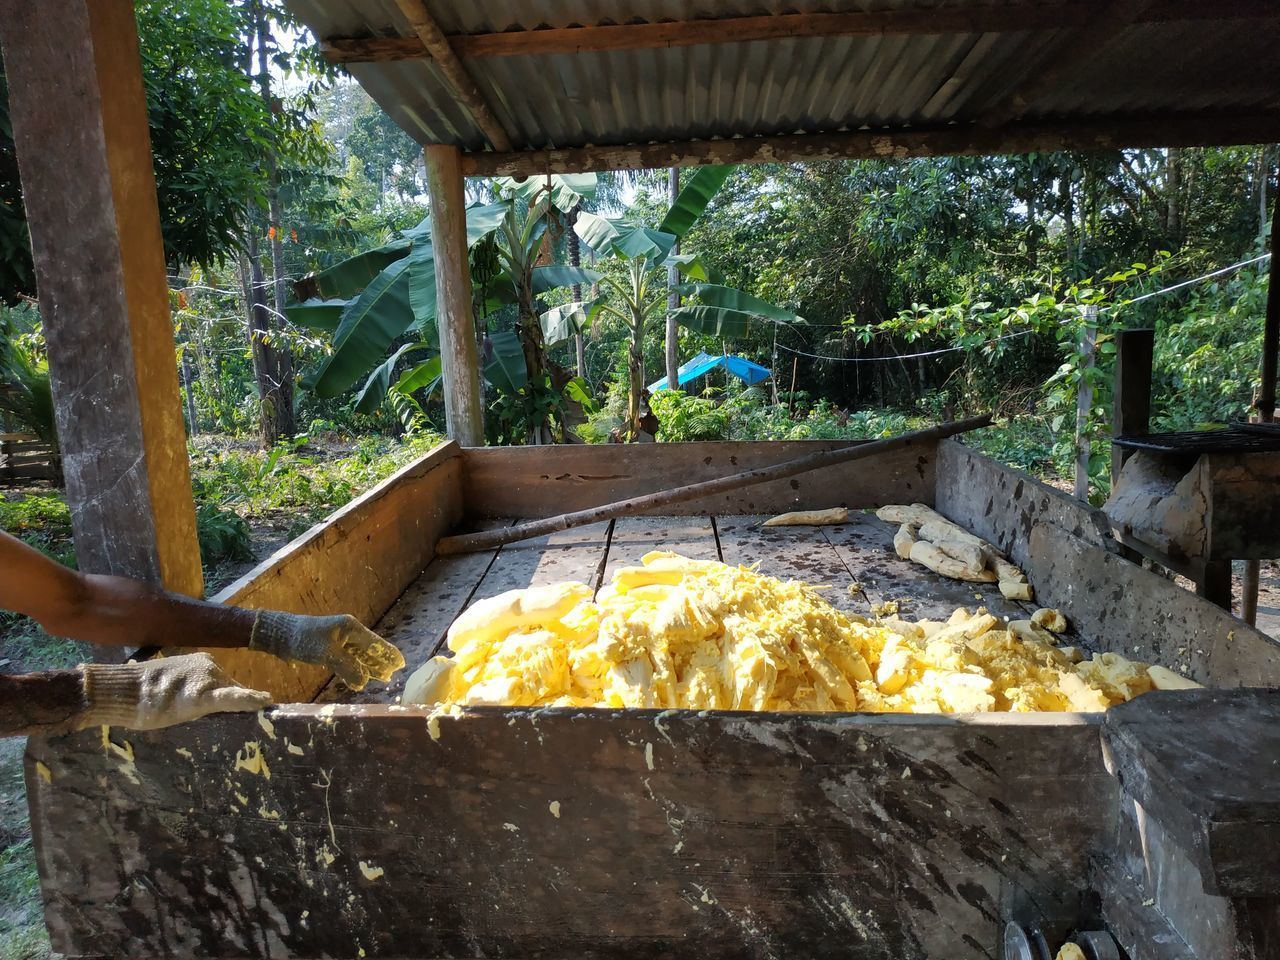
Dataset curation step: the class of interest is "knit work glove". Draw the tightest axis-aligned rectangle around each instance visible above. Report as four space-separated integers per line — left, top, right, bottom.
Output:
80 653 273 731
249 611 404 691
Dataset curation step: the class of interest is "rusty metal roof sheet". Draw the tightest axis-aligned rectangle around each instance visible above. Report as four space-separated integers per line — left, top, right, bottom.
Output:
282 0 1280 169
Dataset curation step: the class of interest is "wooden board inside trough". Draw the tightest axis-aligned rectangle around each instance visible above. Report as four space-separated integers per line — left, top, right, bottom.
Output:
26 705 1114 960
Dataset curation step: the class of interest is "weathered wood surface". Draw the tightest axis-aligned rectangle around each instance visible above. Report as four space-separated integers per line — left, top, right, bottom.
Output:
1 0 202 607
321 1 1279 64
1203 452 1280 559
205 442 464 702
443 418 983 555
424 145 484 446
462 439 935 519
1111 328 1155 487
601 516 720 585
1026 523 1280 687
461 114 1280 179
935 440 1115 573
27 705 1113 960
1102 689 1280 899
0 432 58 481
820 513 1034 623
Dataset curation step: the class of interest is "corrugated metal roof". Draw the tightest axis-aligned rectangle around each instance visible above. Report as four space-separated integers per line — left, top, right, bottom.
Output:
283 0 1280 165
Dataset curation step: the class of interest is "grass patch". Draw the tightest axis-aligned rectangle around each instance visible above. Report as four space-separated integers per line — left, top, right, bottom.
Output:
0 739 49 960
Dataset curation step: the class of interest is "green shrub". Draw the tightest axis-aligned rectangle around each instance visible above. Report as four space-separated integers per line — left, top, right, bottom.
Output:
649 391 729 441
195 503 253 566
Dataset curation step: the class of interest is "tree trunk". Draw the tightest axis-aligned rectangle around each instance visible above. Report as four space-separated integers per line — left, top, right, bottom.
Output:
1060 169 1075 255
628 303 646 439
253 0 295 438
1166 147 1182 243
181 351 199 436
241 241 277 448
567 205 586 378
665 166 681 391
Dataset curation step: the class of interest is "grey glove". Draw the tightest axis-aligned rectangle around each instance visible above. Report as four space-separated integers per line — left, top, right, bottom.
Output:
249 611 405 691
81 653 273 731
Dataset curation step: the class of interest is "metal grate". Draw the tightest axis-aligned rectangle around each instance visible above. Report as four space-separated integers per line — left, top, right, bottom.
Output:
1114 426 1280 454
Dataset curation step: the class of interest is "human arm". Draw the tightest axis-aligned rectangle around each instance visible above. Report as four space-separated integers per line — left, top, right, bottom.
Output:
0 654 272 738
0 530 404 688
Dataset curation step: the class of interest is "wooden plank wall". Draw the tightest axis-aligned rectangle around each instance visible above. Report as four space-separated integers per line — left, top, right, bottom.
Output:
934 439 1114 571
0 431 58 482
202 441 464 702
461 439 936 518
1026 524 1280 687
27 705 1113 960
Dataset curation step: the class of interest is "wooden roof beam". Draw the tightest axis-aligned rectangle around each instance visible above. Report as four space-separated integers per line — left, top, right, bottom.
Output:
390 0 513 152
324 1 1279 65
459 113 1280 178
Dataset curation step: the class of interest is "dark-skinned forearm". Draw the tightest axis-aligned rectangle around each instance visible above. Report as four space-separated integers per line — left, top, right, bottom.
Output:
64 574 258 649
0 671 87 738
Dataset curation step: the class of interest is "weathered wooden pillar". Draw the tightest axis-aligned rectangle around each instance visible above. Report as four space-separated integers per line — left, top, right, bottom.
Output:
1110 327 1154 489
423 144 484 446
0 0 202 602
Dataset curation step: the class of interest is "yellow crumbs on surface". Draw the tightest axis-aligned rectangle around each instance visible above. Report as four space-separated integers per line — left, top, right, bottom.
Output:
401 552 1195 714
35 761 52 784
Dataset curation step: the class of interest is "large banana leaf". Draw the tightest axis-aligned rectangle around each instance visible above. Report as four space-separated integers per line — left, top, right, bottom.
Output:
495 173 597 212
530 264 602 295
306 257 413 396
657 166 734 238
667 253 724 284
575 213 677 263
484 329 528 393
540 299 603 348
285 298 348 333
670 283 805 336
294 239 409 300
353 341 433 414
407 238 438 334
394 355 442 395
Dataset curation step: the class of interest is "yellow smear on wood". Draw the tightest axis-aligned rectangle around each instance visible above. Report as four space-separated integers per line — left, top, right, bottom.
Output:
257 711 276 740
549 800 561 818
35 761 52 784
359 861 384 881
234 741 271 780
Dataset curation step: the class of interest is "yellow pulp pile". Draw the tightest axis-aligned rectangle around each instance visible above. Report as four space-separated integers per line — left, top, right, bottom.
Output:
402 552 1199 713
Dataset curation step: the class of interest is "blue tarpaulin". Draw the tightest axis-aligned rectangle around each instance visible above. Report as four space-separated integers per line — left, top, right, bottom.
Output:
648 352 772 392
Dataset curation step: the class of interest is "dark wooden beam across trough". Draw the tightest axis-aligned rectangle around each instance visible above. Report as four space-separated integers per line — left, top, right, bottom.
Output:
459 112 1280 178
321 0 1280 64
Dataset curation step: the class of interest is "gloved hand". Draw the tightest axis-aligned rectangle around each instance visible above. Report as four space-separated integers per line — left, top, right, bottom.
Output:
81 653 273 731
249 611 405 691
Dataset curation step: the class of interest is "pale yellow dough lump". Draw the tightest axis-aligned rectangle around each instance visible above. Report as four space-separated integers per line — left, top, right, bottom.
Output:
402 553 1192 713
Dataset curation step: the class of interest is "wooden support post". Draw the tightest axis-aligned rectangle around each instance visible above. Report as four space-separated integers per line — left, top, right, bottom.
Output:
1111 328 1154 489
1242 193 1279 625
0 0 202 608
424 144 484 447
1197 559 1233 612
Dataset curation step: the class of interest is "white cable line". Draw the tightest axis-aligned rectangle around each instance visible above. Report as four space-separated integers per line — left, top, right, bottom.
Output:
1120 252 1270 306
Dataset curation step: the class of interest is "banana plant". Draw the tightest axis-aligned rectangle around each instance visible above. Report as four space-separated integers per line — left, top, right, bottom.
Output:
288 174 601 440
574 165 804 437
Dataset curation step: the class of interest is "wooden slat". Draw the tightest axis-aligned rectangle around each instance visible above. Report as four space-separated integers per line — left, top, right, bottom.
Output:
601 515 721 587
820 513 1034 623
470 520 613 600
26 705 1113 959
343 531 509 706
460 113 1280 178
714 515 871 617
461 440 935 519
321 1 1280 63
205 441 464 702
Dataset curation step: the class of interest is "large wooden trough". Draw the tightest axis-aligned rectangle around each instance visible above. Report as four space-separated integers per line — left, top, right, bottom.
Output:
25 438 1280 959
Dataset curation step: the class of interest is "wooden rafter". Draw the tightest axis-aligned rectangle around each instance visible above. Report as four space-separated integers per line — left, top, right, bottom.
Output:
390 0 513 152
323 0 1279 65
458 113 1280 178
